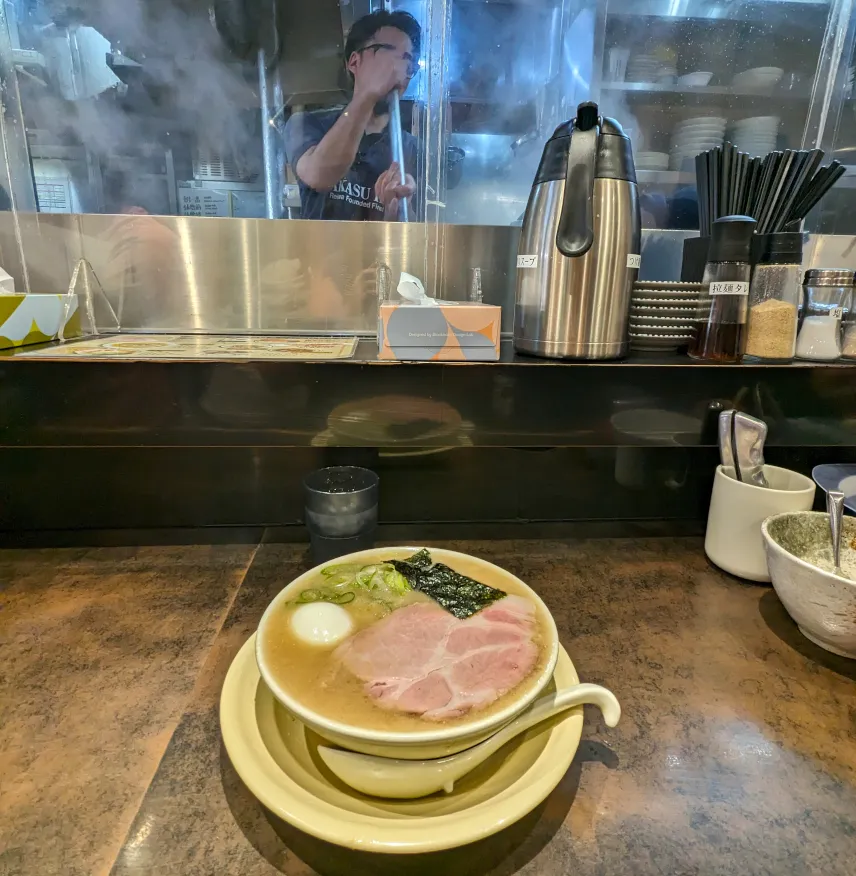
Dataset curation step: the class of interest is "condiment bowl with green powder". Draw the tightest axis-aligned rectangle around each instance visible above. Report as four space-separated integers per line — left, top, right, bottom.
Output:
762 512 856 658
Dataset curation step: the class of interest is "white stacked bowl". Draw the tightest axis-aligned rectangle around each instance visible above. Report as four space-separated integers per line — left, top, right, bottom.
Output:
729 116 779 156
732 67 784 90
636 151 670 171
630 281 706 352
669 116 726 170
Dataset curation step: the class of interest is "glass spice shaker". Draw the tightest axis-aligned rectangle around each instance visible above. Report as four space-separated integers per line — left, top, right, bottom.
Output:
795 269 854 362
841 284 856 360
689 215 757 363
743 232 802 363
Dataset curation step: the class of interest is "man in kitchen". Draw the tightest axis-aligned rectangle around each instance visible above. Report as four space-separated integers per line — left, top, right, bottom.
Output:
283 9 420 221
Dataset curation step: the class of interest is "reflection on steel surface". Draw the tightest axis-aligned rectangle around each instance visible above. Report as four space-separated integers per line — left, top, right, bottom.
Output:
0 213 853 336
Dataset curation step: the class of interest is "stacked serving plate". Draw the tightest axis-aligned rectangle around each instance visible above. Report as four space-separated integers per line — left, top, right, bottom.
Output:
728 116 779 156
636 151 670 171
670 117 726 170
732 66 784 91
630 281 706 352
626 53 662 82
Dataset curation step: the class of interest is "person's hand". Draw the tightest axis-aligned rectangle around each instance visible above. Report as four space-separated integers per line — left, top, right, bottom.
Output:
375 163 416 219
351 47 410 103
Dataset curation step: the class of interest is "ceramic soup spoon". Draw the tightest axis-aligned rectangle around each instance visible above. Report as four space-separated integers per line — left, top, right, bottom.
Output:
318 683 621 799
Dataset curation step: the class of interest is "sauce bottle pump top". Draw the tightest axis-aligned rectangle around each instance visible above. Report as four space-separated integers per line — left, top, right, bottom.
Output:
707 215 756 263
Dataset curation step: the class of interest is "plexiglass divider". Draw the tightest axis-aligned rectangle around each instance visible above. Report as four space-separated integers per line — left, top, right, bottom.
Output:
0 0 855 328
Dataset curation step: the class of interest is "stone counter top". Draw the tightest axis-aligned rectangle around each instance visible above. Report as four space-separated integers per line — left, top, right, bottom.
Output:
2 538 855 875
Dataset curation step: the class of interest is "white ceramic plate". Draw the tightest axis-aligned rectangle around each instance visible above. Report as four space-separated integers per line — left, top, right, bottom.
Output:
671 139 724 148
634 281 705 290
220 635 585 854
630 326 696 335
672 138 724 146
630 315 697 324
674 123 727 132
679 116 726 125
674 123 727 131
632 295 704 302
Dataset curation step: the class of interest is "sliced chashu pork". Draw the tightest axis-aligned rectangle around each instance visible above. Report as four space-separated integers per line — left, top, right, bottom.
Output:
334 594 539 721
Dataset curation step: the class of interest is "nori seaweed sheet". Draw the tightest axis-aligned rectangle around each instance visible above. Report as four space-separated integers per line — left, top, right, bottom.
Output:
389 550 506 619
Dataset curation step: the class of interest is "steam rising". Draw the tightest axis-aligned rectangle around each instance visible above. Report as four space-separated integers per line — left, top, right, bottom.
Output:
26 0 261 210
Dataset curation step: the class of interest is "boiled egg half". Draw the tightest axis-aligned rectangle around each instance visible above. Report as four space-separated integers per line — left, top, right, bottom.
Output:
290 602 354 646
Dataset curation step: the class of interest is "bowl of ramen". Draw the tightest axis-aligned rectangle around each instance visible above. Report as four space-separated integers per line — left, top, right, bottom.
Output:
256 546 560 759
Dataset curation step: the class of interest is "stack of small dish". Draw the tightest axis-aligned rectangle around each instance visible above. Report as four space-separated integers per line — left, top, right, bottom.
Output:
219 547 620 853
728 116 779 156
627 53 673 83
636 151 670 171
630 281 705 352
732 66 784 91
670 117 726 170
677 71 713 87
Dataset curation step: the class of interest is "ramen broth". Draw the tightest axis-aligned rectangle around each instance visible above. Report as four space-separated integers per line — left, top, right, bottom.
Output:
260 551 550 732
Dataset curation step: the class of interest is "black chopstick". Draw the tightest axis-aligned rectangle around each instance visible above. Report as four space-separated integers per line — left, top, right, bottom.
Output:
745 157 761 217
759 150 797 233
734 152 749 216
755 151 782 229
711 148 720 221
788 162 834 220
771 149 823 232
791 161 846 222
696 152 709 236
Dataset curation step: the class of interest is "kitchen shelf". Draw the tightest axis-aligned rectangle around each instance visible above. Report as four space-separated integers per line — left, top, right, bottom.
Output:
605 0 830 23
637 170 694 185
636 167 856 188
601 82 811 105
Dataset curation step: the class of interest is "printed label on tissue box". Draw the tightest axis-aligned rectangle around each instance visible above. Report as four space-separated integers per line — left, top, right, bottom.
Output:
517 255 538 269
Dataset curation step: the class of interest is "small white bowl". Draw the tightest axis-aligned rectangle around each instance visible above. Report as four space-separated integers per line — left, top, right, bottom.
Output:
762 512 856 658
741 67 785 76
678 71 713 87
733 68 784 88
256 546 560 759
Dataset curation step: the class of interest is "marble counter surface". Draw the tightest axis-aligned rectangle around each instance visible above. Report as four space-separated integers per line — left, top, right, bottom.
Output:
2 538 854 875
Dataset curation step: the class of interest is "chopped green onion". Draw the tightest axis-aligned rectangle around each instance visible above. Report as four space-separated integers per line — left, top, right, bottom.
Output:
297 588 323 603
321 563 362 578
325 571 356 588
383 568 410 595
294 587 355 605
356 565 379 588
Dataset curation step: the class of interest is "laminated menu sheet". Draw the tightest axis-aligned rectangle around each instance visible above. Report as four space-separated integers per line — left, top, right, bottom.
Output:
15 334 359 360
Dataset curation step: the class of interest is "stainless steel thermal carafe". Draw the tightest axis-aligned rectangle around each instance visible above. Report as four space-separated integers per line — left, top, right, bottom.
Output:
514 102 640 359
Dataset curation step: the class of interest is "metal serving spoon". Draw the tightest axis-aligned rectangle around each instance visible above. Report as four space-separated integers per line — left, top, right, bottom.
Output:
317 683 621 799
827 490 845 576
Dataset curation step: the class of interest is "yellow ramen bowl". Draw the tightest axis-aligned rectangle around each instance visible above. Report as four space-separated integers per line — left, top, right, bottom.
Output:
255 546 560 760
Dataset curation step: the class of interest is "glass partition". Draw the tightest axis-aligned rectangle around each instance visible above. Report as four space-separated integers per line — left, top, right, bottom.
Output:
0 0 851 231
602 0 840 230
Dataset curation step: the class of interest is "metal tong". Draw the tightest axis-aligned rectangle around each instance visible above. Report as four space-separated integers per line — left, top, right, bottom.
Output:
718 410 770 488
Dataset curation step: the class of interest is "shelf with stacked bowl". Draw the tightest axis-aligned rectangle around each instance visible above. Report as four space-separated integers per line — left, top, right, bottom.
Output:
629 281 705 354
599 81 811 107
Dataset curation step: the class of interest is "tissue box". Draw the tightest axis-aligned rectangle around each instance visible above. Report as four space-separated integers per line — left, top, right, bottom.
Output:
0 294 82 350
378 302 501 361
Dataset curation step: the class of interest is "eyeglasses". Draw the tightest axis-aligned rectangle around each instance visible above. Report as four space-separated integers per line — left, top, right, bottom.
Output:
356 43 420 77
